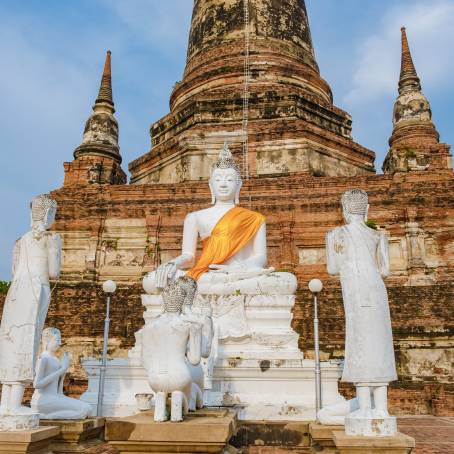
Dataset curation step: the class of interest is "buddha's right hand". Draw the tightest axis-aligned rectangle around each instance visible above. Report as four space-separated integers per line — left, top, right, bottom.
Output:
156 262 177 289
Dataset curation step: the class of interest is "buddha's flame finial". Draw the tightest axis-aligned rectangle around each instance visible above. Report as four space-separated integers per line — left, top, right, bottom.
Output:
212 142 241 176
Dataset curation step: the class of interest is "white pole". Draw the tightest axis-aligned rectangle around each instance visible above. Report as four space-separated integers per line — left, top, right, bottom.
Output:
309 279 323 420
314 293 322 415
97 280 116 417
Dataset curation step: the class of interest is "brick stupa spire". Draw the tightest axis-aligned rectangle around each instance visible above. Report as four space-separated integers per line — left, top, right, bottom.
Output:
399 27 421 94
95 50 114 109
63 51 126 186
383 27 452 174
129 0 375 183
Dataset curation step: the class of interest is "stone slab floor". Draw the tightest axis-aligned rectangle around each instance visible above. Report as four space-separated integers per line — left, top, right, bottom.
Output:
83 416 454 454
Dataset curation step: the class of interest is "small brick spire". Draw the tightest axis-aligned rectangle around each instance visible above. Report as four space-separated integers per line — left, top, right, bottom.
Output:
96 50 114 106
399 27 421 94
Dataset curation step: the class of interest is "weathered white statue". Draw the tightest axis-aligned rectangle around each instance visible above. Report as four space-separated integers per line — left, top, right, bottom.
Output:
31 328 91 419
179 276 214 410
142 278 203 422
321 189 397 436
143 143 296 297
0 194 61 425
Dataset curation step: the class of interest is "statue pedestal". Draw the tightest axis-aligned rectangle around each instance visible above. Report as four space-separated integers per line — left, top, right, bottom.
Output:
105 408 237 454
332 431 415 454
0 412 39 431
309 422 342 453
81 289 344 421
0 426 59 453
345 415 397 437
40 417 105 453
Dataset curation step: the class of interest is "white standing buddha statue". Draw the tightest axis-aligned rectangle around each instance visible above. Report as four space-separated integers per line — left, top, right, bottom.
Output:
31 328 92 419
321 188 398 436
143 143 296 296
0 194 61 429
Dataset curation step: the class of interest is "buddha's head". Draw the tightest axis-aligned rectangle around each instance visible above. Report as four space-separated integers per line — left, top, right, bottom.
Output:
341 189 369 224
30 194 58 235
162 280 186 314
42 327 61 353
209 143 242 205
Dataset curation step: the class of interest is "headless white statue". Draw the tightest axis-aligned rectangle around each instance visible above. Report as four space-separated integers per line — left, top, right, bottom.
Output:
0 194 61 418
143 279 203 422
179 276 214 410
320 189 397 436
31 328 92 419
143 143 296 296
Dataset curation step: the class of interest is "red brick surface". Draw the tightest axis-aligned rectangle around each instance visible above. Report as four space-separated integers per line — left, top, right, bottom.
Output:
81 417 454 453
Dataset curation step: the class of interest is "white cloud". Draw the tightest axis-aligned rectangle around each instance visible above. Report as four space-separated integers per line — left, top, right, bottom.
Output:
344 0 454 106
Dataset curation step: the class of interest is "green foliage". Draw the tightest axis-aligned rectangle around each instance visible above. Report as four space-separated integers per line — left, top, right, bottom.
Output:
366 220 378 230
0 281 11 295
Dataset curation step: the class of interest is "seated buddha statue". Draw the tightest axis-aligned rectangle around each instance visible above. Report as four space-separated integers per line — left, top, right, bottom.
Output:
143 144 296 296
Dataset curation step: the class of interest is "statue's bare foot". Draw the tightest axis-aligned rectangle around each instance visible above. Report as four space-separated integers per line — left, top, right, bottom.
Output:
171 391 184 422
153 392 168 422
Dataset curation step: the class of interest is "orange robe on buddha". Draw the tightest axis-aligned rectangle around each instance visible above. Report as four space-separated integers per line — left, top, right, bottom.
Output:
186 206 265 280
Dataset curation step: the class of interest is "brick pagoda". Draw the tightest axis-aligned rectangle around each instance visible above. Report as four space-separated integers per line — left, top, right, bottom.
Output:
7 1 453 416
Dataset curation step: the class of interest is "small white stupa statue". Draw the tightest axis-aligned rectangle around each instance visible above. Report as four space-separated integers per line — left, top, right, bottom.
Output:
31 328 92 419
321 188 398 436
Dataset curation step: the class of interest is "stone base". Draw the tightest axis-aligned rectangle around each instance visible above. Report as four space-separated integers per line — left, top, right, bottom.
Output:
345 415 397 437
309 423 343 453
81 358 344 421
231 421 311 449
40 417 105 453
105 408 237 453
82 290 345 421
0 425 59 453
333 431 415 453
0 412 40 431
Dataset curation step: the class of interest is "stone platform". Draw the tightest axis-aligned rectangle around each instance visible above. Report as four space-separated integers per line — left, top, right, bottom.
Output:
41 417 105 453
81 291 345 421
332 430 415 453
0 425 59 453
309 422 340 453
105 408 237 453
75 416 453 454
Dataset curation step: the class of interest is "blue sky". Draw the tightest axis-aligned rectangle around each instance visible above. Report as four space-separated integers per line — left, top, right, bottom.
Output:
1 0 454 279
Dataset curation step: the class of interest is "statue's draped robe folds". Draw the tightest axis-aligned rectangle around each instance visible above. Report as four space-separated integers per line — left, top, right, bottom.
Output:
187 206 265 280
326 224 397 384
0 233 58 383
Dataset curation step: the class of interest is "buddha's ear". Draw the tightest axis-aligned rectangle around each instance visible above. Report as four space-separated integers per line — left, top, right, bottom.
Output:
365 204 370 222
209 180 216 205
235 180 243 205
